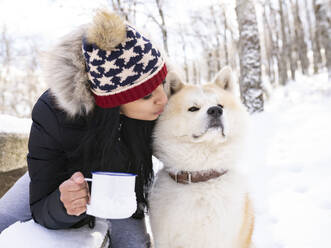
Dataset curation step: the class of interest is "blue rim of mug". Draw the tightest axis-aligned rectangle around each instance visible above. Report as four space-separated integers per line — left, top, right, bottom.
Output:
92 171 137 177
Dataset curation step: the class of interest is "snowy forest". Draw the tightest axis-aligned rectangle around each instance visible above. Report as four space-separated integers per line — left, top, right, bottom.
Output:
1 1 331 247
0 0 330 117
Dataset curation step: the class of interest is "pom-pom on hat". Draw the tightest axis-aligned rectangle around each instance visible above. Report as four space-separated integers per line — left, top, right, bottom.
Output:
82 10 167 108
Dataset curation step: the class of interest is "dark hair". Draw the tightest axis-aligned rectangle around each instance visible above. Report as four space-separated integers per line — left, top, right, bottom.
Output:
69 105 155 216
74 106 121 172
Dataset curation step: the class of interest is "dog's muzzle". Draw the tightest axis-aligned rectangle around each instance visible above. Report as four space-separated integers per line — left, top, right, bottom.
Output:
207 106 223 129
207 106 223 118
192 106 226 139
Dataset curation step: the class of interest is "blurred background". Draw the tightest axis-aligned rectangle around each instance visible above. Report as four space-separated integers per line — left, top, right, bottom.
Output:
0 0 330 117
0 0 330 247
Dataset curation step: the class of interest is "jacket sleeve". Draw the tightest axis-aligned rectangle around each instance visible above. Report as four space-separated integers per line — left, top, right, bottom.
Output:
27 94 86 229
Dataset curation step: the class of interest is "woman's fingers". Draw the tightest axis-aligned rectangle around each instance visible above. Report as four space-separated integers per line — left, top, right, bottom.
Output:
72 196 89 208
59 171 90 216
67 206 87 216
68 187 89 202
59 172 86 192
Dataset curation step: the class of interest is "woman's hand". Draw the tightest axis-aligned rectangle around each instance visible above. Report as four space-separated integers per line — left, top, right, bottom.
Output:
59 172 90 216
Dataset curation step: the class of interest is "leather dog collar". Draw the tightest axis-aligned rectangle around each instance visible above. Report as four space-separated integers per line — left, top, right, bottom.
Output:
168 169 228 184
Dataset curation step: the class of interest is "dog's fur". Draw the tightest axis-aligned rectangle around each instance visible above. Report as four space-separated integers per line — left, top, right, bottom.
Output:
149 67 254 248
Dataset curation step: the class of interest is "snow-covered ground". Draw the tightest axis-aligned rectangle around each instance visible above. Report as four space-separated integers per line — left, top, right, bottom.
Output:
0 114 31 133
1 72 330 247
243 72 331 248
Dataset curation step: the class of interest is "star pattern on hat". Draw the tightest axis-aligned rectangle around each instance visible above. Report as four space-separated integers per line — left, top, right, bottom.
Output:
116 65 139 86
118 46 136 65
83 25 164 95
98 74 116 88
100 56 119 74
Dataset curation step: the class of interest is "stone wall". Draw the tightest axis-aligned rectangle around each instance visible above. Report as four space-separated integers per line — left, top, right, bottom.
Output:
0 132 28 197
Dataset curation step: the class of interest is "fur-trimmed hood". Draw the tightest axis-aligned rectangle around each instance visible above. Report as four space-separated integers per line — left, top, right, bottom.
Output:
41 25 95 118
41 16 173 118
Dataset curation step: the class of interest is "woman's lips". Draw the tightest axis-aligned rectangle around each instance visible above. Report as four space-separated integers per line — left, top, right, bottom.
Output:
154 108 164 115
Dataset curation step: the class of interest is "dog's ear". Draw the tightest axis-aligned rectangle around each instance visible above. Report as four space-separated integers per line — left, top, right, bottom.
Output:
164 70 184 97
213 66 234 92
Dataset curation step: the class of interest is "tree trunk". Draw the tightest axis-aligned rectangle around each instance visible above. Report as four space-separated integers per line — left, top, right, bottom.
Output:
278 0 289 85
314 0 331 79
311 0 324 73
210 5 222 73
236 0 264 113
178 25 189 82
284 0 297 80
110 0 128 21
269 2 283 86
222 7 229 66
263 2 276 85
305 0 322 73
109 0 138 23
192 61 198 85
207 51 213 81
155 0 169 55
0 26 11 114
291 0 309 75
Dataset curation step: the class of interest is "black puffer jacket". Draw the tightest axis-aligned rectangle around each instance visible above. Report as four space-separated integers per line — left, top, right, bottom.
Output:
26 25 98 229
27 23 130 229
28 90 92 229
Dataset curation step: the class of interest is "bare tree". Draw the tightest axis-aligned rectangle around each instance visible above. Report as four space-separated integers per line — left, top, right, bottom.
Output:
177 24 189 82
0 26 12 66
108 0 138 22
278 0 289 85
304 0 322 73
191 14 214 81
291 0 309 75
210 5 222 72
147 0 169 55
192 60 201 85
221 6 229 66
262 1 276 85
268 3 284 86
283 0 297 80
0 26 12 114
314 0 331 79
0 29 45 117
236 0 264 113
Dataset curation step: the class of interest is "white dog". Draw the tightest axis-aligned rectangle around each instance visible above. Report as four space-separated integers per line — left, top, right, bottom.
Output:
149 66 254 248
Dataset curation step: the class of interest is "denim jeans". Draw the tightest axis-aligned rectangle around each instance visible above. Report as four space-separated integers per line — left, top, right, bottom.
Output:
0 172 150 248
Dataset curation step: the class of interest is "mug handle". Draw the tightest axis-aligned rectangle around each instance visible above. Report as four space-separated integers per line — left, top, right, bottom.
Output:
84 178 92 212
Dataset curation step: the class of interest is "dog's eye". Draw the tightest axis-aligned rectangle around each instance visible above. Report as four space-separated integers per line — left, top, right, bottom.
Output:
217 104 224 108
188 106 200 112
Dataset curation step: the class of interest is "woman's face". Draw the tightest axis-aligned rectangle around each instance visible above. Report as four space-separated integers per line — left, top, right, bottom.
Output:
120 84 168 120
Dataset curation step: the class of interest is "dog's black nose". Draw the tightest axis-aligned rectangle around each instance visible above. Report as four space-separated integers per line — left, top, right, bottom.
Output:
207 106 223 118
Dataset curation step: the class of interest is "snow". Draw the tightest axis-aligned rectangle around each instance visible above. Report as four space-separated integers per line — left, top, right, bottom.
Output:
241 72 331 248
0 218 109 248
1 72 331 247
0 69 330 246
0 114 31 134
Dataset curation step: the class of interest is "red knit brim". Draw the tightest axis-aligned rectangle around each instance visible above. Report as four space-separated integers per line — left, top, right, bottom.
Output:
93 64 167 108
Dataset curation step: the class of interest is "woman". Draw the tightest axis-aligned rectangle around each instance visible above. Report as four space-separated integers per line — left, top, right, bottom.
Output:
0 10 168 248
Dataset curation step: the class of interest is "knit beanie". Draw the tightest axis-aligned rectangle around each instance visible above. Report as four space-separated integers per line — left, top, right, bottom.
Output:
82 10 167 108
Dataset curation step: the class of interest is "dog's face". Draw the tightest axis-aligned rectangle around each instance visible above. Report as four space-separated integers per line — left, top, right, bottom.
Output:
156 66 247 147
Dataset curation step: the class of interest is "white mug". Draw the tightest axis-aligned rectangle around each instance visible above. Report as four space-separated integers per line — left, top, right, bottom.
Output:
85 171 137 219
